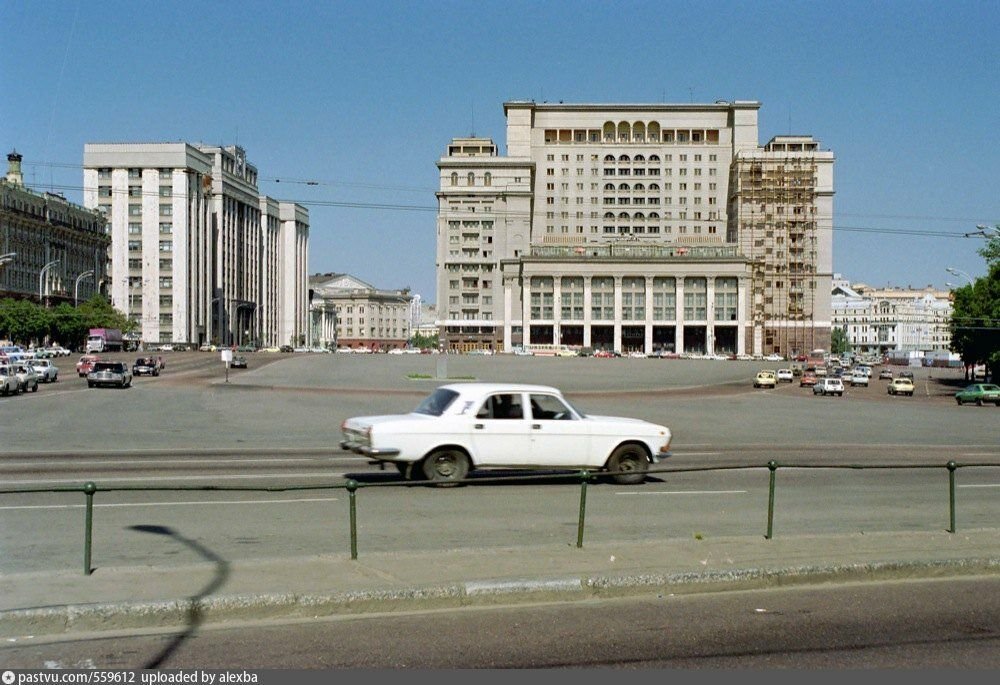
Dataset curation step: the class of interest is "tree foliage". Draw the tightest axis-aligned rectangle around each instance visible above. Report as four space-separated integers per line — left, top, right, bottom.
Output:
949 232 1000 378
0 295 131 350
831 327 850 355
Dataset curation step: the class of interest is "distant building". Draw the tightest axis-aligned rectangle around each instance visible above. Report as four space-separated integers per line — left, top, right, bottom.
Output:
309 273 414 351
0 151 109 307
831 275 952 355
82 143 309 349
435 101 834 356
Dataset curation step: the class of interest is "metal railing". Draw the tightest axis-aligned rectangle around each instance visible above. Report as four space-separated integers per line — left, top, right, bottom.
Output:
2 460 997 575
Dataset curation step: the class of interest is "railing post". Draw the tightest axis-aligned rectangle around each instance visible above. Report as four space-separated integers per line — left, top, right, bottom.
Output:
83 481 96 575
947 461 957 533
576 470 589 548
346 479 359 560
765 461 778 540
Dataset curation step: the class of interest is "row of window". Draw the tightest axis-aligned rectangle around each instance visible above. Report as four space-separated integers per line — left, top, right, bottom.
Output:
543 127 721 145
547 153 719 163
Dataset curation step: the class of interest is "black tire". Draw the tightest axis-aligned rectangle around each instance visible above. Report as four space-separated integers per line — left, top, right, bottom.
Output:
88 382 94 388
976 399 983 407
422 449 470 486
31 384 37 392
956 398 962 405
606 444 650 485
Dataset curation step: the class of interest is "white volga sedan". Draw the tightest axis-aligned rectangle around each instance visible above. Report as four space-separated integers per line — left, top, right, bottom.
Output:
340 383 672 485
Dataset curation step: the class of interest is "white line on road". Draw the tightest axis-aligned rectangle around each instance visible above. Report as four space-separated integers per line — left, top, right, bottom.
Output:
0 472 347 486
0 497 340 511
957 484 1000 489
4 457 357 467
616 490 748 496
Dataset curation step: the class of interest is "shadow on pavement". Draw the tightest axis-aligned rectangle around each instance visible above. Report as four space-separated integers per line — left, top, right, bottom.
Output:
129 524 230 668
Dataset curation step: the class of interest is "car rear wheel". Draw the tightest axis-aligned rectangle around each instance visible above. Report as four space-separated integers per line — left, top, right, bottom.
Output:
606 444 650 485
976 399 983 406
422 449 470 486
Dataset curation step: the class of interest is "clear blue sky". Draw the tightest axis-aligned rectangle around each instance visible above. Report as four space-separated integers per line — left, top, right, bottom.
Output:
2 0 998 302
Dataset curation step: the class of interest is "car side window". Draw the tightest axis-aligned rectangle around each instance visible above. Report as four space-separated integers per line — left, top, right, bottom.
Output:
477 393 525 420
529 394 575 420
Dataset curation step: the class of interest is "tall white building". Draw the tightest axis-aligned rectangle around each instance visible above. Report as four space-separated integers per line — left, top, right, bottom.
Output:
436 101 835 356
83 143 309 348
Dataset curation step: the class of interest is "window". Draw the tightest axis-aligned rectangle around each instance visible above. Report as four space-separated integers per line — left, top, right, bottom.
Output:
467 173 474 186
591 277 614 320
450 172 458 186
529 277 554 319
560 277 584 319
622 277 645 320
652 277 676 320
683 277 707 320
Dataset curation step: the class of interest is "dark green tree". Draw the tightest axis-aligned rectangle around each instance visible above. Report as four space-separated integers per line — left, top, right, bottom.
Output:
949 233 1000 381
831 326 850 355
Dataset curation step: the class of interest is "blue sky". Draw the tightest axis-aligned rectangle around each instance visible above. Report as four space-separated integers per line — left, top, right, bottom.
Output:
2 0 998 302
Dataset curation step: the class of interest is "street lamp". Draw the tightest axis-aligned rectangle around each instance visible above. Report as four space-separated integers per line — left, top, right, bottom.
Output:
945 267 974 286
0 251 16 267
39 259 61 300
74 270 95 306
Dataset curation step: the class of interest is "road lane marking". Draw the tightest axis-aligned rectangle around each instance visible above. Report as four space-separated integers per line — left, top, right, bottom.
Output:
0 471 348 486
616 490 748 495
3 457 359 467
957 484 1000 488
0 497 340 511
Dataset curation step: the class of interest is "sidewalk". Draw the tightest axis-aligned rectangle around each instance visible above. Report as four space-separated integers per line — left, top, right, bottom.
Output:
3 529 999 638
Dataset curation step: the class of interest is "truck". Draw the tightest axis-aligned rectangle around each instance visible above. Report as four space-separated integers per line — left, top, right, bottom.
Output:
86 328 123 354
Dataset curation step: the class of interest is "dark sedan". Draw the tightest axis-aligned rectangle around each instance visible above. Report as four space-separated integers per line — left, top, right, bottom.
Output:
231 355 248 369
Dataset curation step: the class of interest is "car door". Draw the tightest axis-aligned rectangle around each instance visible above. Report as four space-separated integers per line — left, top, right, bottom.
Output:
469 392 533 467
526 392 593 467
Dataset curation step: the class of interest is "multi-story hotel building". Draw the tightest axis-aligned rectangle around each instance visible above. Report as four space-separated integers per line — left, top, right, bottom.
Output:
1 152 109 306
83 143 309 349
309 272 413 351
436 101 834 356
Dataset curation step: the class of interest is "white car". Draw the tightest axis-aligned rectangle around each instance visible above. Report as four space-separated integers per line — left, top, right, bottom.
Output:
849 371 869 387
340 383 672 485
764 353 784 362
776 369 794 383
28 359 59 382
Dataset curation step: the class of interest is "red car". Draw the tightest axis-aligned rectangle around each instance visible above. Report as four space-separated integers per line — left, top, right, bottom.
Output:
76 355 99 377
799 371 818 387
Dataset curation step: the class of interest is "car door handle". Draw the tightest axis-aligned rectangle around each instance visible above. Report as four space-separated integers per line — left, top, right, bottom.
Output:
532 424 541 429
475 423 484 429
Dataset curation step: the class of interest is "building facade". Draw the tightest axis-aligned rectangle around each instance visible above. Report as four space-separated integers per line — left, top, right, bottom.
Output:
309 273 413 351
435 101 834 356
82 143 309 349
1 152 109 306
831 276 953 355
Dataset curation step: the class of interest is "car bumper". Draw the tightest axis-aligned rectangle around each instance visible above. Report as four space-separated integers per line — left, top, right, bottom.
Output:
339 439 401 459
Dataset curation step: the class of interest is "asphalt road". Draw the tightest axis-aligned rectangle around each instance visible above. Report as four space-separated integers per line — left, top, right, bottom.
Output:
4 576 998 668
1 352 997 575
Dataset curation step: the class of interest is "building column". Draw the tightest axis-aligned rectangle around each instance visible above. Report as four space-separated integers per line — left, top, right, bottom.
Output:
613 276 622 353
737 276 748 356
521 276 531 347
503 277 513 350
582 276 592 348
706 276 716 354
552 276 562 345
644 277 654 354
676 277 685 355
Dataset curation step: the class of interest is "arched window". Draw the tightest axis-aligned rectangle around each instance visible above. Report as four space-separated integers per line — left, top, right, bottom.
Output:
648 183 659 192
604 212 615 219
618 183 630 192
618 212 630 220
484 172 491 187
467 173 475 186
648 154 660 163
634 183 645 192
604 183 615 191
618 154 631 163
648 212 660 219
450 172 458 186
604 154 616 162
633 154 645 163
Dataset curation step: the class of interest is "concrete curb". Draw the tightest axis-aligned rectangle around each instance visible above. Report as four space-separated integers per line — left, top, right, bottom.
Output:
4 557 998 639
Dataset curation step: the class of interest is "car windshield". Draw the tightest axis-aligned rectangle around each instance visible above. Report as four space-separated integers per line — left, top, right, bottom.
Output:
413 388 460 416
92 362 119 372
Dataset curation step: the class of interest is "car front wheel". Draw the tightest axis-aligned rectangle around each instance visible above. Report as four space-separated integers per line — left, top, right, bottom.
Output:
422 449 470 486
606 444 650 485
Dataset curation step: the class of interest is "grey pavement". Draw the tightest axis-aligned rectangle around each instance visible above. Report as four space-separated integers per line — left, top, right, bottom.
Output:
3 529 999 638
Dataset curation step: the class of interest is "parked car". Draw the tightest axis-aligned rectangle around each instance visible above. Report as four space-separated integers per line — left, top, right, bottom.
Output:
954 383 1000 406
0 365 19 396
813 377 844 396
28 358 59 383
878 368 894 380
799 371 818 387
764 353 783 362
340 383 672 485
230 355 248 369
87 361 133 388
898 369 915 379
776 369 794 383
849 371 869 387
887 378 915 396
753 370 777 389
76 355 99 377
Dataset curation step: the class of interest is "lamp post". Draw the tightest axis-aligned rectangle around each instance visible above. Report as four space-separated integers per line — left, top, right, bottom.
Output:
945 267 974 286
39 259 61 301
74 270 95 306
0 251 16 267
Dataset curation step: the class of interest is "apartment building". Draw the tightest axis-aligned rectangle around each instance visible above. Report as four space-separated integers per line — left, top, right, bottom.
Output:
309 273 413 351
1 152 109 305
82 143 309 349
435 101 834 356
831 276 953 354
